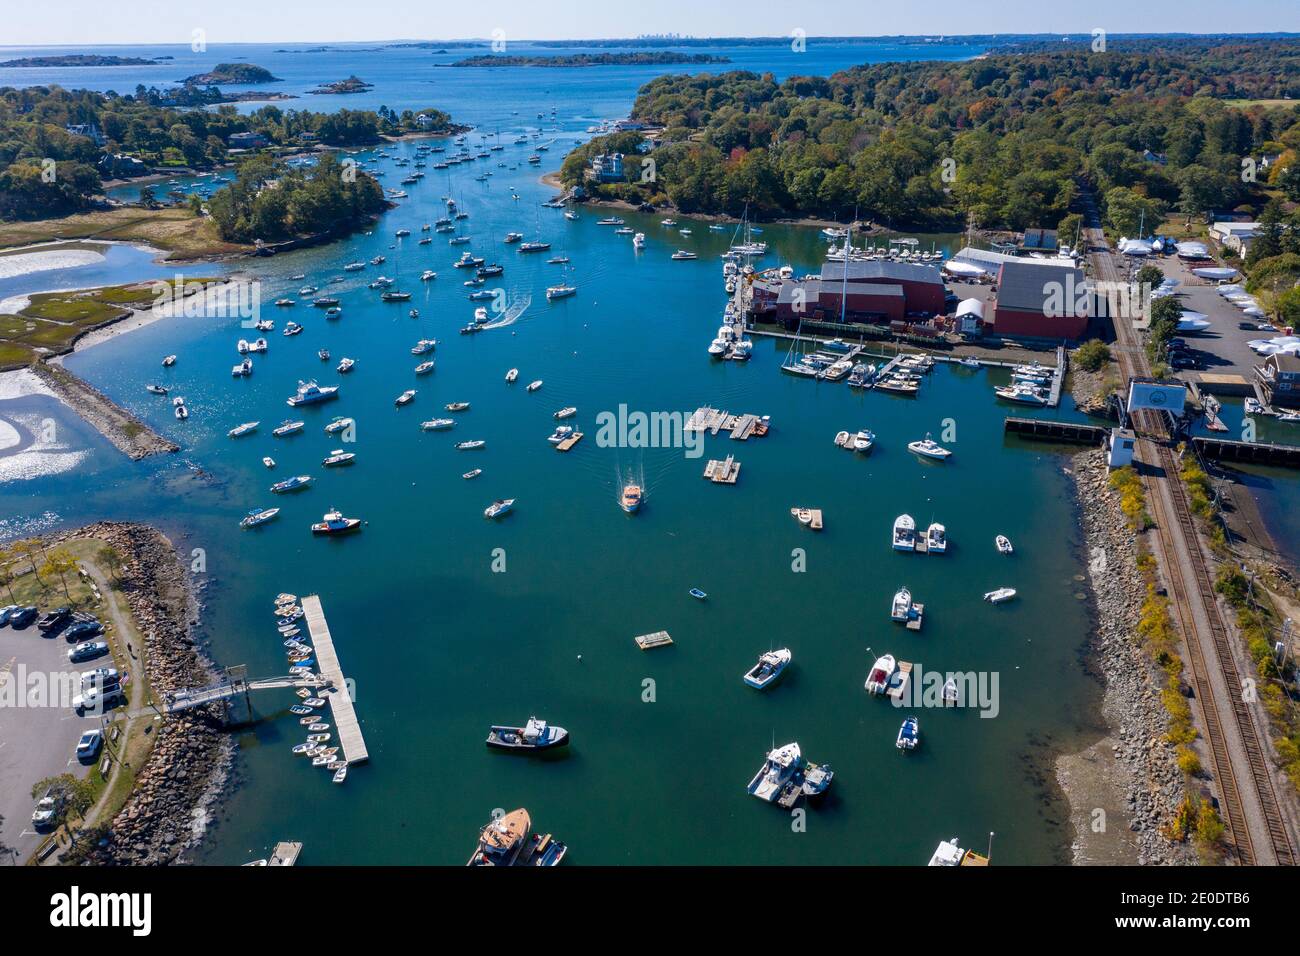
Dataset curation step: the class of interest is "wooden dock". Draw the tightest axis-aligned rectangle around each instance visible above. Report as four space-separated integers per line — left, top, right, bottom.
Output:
1046 344 1066 408
301 595 368 765
554 431 583 452
703 455 741 483
1003 417 1108 445
269 841 302 866
634 630 674 650
906 604 925 631
686 407 769 440
790 507 823 530
886 661 914 700
1193 436 1300 468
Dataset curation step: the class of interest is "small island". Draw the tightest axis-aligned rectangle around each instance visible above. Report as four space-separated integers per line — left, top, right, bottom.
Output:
0 54 158 68
179 62 280 85
450 52 731 67
306 75 374 95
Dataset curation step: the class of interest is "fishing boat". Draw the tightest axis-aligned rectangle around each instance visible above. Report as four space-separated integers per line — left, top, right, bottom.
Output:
462 468 482 479
890 587 912 622
596 217 624 226
271 475 312 494
343 261 365 272
414 360 435 375
547 255 570 264
519 241 551 253
925 523 947 554
689 588 707 600
240 508 280 529
381 291 412 303
466 808 532 866
908 434 952 461
420 418 454 431
995 384 1049 406
865 654 897 694
743 648 791 689
892 514 916 551
395 390 416 407
746 742 833 805
228 421 259 438
312 297 339 308
505 368 519 383
896 716 920 751
504 232 524 244
411 339 437 355
486 716 569 751
984 587 1017 604
457 439 486 450
484 498 514 518
272 420 305 437
620 483 642 513
995 535 1014 555
957 356 981 369
554 407 577 420
336 357 356 374
287 380 340 407
632 232 646 249
324 416 353 435
311 508 362 535
526 380 543 392
322 449 355 467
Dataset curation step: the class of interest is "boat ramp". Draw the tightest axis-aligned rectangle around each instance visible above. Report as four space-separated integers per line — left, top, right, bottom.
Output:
703 455 741 483
301 595 369 765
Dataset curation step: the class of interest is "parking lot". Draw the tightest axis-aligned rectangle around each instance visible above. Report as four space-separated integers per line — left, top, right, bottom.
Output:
0 614 115 864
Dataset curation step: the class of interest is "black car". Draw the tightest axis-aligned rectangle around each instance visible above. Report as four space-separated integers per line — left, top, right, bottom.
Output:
9 606 38 629
1171 354 1203 370
37 606 72 632
63 619 103 641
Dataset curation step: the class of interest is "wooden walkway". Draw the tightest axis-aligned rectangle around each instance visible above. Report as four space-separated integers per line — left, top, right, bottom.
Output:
301 595 369 765
703 456 741 483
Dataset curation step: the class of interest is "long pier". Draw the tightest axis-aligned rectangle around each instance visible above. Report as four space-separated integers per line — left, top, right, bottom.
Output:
163 673 324 713
301 595 369 765
1193 436 1300 468
1003 417 1108 445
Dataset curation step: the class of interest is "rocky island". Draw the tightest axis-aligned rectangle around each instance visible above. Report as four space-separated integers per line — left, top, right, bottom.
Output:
0 54 158 68
179 62 280 85
306 74 374 95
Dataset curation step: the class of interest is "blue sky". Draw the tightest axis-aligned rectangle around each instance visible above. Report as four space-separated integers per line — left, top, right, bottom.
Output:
2 0 1297 46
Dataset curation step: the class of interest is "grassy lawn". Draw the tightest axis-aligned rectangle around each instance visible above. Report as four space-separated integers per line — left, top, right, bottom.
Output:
0 206 251 260
1222 98 1299 109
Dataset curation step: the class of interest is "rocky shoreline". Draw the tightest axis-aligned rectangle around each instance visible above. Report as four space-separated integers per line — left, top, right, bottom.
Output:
29 362 178 460
55 522 232 865
1058 450 1195 865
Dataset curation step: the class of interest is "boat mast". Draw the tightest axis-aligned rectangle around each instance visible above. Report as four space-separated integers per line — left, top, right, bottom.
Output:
839 205 856 326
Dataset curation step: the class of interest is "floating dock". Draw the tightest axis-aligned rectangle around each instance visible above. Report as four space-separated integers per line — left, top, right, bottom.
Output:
554 431 583 452
703 455 741 483
269 842 302 866
634 630 674 650
686 407 769 440
790 507 823 530
906 604 925 631
300 595 368 765
886 661 914 700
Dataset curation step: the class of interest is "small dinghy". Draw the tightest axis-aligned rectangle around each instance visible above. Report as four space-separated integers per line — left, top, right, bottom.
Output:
333 766 348 784
395 389 416 406
262 457 276 469
896 715 920 751
995 535 1014 555
743 648 792 689
462 468 482 479
289 704 313 716
689 588 707 600
983 587 1017 604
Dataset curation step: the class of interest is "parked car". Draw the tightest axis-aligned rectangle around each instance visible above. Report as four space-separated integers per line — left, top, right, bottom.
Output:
0 604 18 626
8 606 38 629
63 619 103 642
73 685 123 715
1170 354 1203 370
76 729 104 762
67 640 109 663
37 606 73 632
31 790 60 831
79 667 120 692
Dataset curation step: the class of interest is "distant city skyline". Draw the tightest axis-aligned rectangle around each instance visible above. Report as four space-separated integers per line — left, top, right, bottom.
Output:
2 0 1298 47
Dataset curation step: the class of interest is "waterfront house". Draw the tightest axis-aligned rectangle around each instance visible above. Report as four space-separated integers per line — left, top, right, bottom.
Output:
1256 354 1300 409
1209 221 1260 254
591 152 624 182
65 123 105 145
989 260 1090 341
97 153 147 178
229 131 269 150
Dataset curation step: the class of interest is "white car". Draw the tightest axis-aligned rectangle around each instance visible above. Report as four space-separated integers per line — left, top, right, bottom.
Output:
31 793 59 830
80 667 120 691
72 685 122 714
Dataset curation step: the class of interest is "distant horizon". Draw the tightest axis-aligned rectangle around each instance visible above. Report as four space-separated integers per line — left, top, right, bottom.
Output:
3 0 1298 47
3 31 1300 50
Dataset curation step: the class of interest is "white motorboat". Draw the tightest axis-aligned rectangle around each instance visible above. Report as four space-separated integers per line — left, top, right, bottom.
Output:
484 498 514 518
983 587 1017 604
852 429 875 453
908 434 951 460
865 654 897 694
925 522 947 554
995 535 1014 555
228 421 259 438
486 716 569 751
890 588 912 622
554 407 577 420
892 514 916 551
420 418 455 431
505 368 519 383
743 648 792 690
896 716 920 751
526 380 543 392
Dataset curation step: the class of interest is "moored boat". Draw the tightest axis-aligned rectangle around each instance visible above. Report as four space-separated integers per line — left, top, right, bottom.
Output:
486 717 569 751
484 497 514 518
743 648 791 689
311 508 362 535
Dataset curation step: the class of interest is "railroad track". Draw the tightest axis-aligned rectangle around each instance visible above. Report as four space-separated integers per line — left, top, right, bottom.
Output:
1084 220 1296 865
